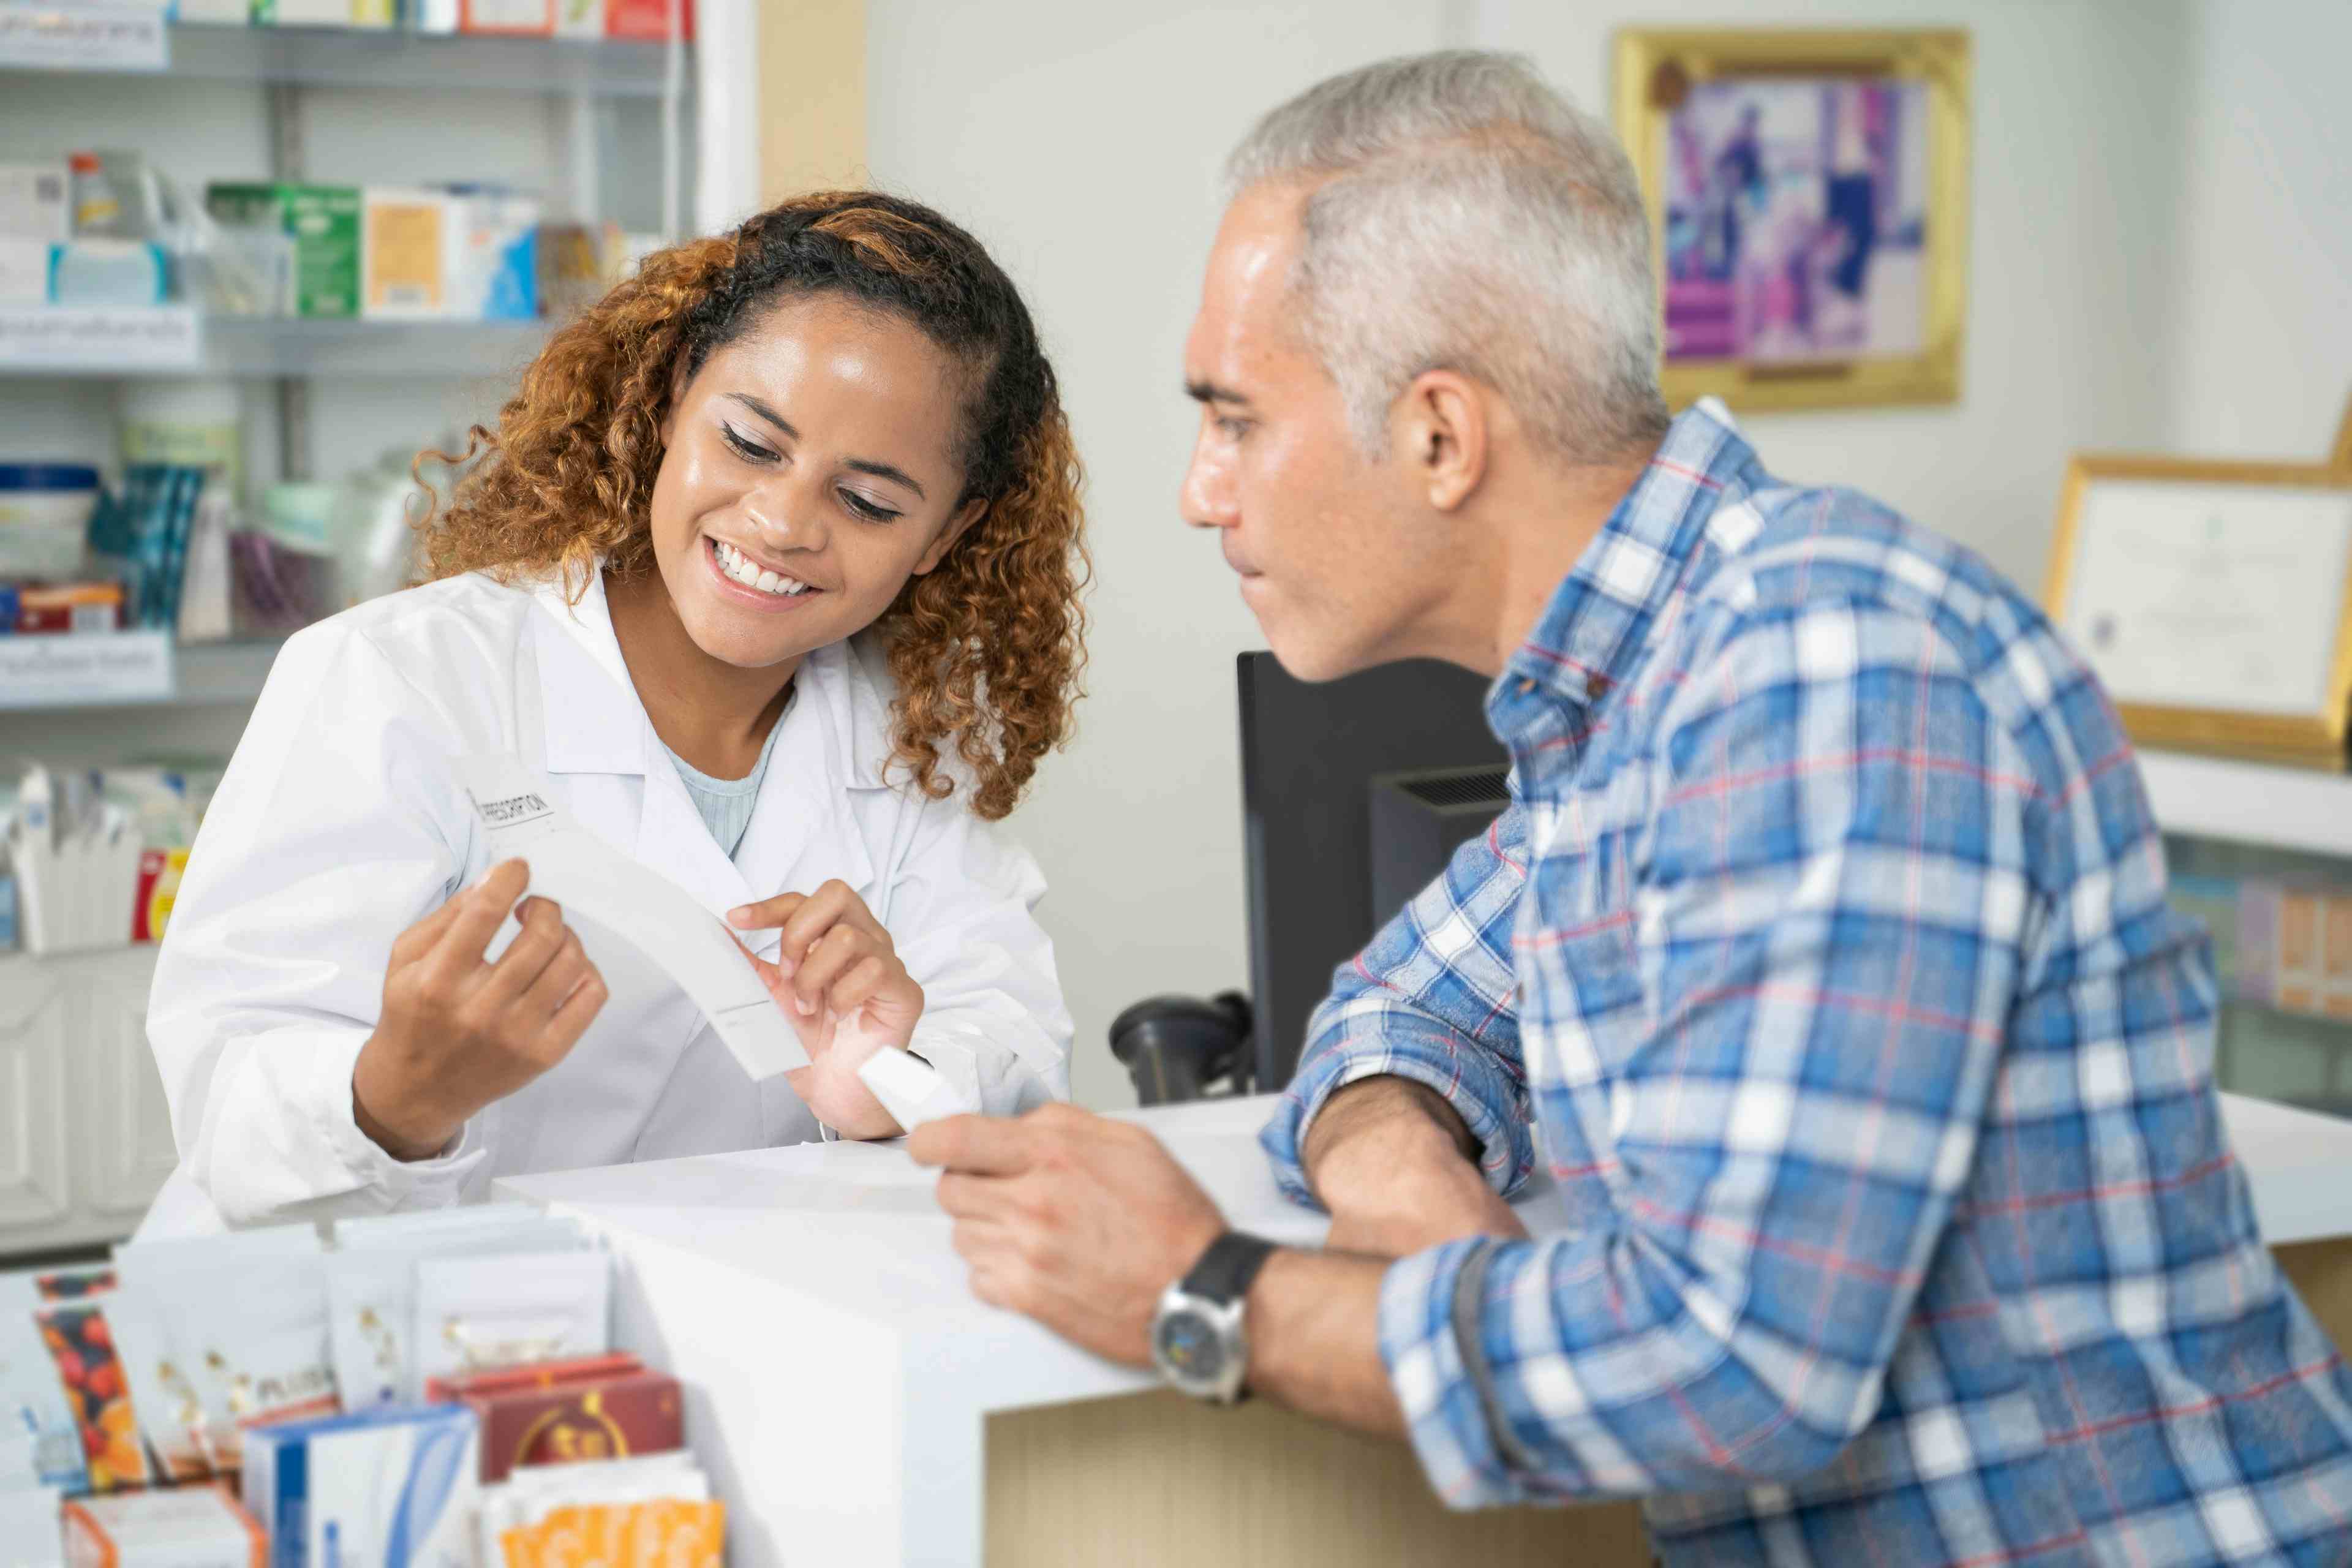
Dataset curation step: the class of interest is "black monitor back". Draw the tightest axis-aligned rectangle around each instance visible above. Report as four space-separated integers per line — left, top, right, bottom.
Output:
1236 652 1508 1091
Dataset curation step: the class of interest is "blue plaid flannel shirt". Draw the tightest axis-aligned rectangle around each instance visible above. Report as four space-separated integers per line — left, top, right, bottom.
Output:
1262 404 2352 1565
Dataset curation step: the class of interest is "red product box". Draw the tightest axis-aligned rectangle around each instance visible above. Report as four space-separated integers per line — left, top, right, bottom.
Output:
426 1354 682 1482
605 0 692 41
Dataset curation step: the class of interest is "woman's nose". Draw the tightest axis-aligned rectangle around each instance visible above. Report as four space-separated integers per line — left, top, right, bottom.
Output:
745 477 829 552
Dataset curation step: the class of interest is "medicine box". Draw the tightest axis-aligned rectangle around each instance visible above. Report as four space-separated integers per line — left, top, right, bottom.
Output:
461 0 554 33
61 1483 266 1568
205 184 361 319
245 1403 480 1568
448 187 541 322
361 187 453 319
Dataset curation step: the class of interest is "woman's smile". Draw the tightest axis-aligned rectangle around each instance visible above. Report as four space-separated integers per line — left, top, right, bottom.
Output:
703 535 828 611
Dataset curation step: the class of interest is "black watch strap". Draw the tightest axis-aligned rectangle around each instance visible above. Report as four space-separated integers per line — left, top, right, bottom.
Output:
1181 1231 1277 1306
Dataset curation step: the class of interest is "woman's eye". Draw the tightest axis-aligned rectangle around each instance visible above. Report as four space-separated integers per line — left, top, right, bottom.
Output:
720 424 778 464
839 489 902 524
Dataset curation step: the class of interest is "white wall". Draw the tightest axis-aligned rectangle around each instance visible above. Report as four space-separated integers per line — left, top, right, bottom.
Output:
866 1 1449 1110
2165 0 2352 461
869 0 2222 1109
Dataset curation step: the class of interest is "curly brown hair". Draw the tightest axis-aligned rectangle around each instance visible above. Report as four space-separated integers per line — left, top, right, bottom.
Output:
420 192 1088 820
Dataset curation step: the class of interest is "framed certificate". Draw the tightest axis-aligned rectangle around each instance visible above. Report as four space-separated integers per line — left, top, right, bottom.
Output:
2045 454 2352 767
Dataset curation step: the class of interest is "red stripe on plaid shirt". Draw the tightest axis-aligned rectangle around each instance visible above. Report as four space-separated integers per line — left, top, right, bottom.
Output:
2047 1354 2345 1447
1626 1195 1924 1288
1660 746 2045 809
1952 1152 2238 1222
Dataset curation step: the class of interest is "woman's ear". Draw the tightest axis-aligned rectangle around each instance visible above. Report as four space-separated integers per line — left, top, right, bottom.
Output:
914 497 988 576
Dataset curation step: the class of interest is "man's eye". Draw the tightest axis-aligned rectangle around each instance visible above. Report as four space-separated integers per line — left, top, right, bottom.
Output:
1216 417 1252 441
721 424 778 464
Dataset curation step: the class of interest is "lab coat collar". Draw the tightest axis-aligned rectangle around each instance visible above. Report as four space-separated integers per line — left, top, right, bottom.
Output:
527 570 644 777
524 569 896 791
522 569 885 951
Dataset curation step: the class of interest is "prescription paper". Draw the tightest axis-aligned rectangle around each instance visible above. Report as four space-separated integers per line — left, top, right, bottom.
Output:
453 755 810 1081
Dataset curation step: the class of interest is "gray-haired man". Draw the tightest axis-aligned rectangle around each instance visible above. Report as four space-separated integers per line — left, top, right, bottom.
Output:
914 51 2352 1565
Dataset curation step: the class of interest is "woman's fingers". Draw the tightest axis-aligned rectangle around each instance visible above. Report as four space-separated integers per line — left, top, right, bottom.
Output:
725 891 807 932
422 859 531 985
825 955 891 1019
477 897 567 1003
791 925 871 1016
514 926 592 1023
540 961 608 1056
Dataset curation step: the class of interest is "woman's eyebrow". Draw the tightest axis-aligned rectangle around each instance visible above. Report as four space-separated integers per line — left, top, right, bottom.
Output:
727 393 927 500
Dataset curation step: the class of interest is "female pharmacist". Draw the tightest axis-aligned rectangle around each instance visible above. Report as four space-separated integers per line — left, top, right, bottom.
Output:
140 192 1085 1232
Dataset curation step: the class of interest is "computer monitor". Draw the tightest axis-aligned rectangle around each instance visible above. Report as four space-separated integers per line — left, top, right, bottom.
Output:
1235 651 1510 1091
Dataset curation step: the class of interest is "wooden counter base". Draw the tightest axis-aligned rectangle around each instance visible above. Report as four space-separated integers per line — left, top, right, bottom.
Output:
984 1236 2352 1568
986 1389 1650 1567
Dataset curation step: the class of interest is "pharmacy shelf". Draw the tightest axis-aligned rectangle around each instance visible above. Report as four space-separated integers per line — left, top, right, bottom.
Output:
4 21 690 99
0 633 285 713
190 317 553 379
0 310 552 380
2142 749 2352 861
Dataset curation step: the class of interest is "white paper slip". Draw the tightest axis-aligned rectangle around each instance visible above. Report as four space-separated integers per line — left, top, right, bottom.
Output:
856 1048 977 1132
453 754 810 1080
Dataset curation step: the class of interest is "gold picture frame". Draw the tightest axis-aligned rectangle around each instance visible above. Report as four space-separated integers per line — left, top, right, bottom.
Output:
2332 388 2352 473
1611 28 1972 413
2043 454 2352 769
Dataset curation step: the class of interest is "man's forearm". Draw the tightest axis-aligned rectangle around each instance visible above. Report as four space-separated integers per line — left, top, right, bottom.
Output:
1302 1075 1480 1199
1243 1247 1406 1438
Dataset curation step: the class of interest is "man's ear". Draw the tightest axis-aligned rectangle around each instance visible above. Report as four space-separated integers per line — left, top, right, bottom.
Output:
914 497 988 576
1390 369 1488 513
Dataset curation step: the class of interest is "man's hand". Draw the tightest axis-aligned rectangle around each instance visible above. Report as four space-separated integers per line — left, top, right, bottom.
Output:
1305 1077 1527 1256
910 1104 1226 1366
729 880 922 1139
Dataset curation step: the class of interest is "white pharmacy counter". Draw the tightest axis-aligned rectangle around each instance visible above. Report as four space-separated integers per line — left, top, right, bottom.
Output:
498 1092 2352 1568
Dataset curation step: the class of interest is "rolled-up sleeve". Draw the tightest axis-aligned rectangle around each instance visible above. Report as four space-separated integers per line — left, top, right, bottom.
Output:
1260 802 1536 1208
1379 606 2031 1506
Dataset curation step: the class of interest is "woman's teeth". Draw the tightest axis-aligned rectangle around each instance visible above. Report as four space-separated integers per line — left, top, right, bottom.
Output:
713 538 813 597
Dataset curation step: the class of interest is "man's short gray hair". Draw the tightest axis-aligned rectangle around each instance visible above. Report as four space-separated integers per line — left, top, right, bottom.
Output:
1226 50 1670 465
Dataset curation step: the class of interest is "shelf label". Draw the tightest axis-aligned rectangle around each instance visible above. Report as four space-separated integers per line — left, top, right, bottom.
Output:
0 306 200 370
0 2 169 72
0 631 175 710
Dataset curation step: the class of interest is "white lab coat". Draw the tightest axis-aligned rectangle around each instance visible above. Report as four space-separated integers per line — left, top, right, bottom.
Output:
141 568 1071 1235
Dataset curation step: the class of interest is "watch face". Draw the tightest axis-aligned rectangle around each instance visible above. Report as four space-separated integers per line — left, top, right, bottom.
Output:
1153 1308 1227 1387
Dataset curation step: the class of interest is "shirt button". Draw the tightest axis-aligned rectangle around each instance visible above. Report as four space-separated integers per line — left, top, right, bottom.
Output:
1517 678 1537 695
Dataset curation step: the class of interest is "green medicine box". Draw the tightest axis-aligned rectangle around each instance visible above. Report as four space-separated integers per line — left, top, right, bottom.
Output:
205 183 361 319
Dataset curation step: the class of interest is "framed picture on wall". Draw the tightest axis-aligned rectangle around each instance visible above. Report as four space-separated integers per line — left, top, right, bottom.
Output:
1611 28 1972 413
2044 454 2352 769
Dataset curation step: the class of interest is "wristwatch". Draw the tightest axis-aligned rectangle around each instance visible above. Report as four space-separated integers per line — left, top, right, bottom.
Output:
1150 1231 1278 1404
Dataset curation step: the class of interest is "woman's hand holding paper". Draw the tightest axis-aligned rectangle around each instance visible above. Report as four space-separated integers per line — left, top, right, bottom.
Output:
353 859 610 1163
729 880 926 1139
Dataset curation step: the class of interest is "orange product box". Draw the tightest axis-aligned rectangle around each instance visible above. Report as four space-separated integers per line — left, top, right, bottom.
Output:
500 1499 723 1568
62 1483 265 1568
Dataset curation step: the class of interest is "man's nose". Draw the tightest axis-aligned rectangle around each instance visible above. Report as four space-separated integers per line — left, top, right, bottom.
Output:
1178 429 1237 532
